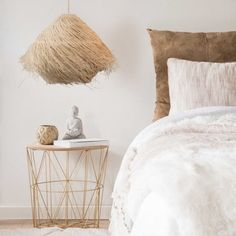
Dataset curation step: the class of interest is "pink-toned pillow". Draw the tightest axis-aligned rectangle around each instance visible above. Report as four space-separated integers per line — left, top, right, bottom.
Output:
168 58 236 115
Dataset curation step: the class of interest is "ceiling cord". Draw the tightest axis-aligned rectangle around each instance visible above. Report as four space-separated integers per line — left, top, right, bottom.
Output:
68 0 70 14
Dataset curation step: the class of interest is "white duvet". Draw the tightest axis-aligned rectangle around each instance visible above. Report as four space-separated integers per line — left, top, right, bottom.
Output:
110 107 236 236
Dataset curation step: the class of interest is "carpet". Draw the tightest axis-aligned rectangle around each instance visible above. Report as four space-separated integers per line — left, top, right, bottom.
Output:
0 227 109 236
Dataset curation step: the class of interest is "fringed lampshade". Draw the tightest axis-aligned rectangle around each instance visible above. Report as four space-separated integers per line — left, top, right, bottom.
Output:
20 14 115 84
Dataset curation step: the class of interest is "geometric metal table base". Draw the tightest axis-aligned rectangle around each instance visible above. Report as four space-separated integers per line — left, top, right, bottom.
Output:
27 144 108 228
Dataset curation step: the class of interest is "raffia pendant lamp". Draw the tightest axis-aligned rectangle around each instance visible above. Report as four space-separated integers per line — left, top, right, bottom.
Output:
20 3 115 84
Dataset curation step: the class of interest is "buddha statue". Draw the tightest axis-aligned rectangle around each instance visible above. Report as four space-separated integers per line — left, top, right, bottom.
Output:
62 105 86 140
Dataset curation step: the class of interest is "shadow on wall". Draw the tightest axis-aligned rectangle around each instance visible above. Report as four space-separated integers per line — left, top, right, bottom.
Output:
0 87 2 123
104 150 123 198
108 19 143 79
82 112 124 189
0 84 3 203
83 111 102 139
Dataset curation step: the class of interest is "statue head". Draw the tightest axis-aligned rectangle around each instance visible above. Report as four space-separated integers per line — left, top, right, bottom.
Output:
71 105 79 118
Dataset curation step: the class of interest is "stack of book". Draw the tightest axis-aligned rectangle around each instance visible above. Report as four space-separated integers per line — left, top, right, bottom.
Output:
54 138 109 148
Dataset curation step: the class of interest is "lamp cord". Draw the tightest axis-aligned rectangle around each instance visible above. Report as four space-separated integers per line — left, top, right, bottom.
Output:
68 0 70 14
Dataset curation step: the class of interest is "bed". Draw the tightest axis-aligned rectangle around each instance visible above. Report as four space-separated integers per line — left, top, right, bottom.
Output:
109 30 236 236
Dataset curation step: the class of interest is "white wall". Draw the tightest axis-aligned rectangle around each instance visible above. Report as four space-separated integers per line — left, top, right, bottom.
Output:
1 0 236 219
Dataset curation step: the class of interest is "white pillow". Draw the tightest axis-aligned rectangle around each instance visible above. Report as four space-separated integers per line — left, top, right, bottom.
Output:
167 58 236 115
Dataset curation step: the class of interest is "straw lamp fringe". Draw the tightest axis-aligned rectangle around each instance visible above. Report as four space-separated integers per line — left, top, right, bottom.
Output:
20 14 115 84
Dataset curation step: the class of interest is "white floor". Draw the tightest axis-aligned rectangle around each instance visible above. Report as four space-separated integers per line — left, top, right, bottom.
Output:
0 228 109 236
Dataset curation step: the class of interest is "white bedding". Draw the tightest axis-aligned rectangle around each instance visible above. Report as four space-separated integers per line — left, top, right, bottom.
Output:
110 106 236 236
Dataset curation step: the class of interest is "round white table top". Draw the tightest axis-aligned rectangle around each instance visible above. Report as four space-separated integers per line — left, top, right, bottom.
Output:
27 143 109 151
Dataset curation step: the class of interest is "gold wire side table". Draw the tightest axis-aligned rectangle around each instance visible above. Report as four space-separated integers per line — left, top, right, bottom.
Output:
26 143 109 228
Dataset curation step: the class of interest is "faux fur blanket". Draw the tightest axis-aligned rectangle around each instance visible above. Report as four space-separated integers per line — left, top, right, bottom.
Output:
110 107 236 236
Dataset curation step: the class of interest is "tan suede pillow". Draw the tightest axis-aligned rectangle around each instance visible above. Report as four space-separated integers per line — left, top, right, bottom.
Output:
148 29 236 120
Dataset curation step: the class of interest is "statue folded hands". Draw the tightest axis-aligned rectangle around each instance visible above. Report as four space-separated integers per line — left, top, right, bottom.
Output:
63 105 86 140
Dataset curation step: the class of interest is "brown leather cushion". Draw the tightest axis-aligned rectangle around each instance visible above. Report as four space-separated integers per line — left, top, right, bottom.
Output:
148 29 236 120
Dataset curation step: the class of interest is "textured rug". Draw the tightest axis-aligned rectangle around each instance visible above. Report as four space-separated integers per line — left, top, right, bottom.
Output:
0 227 109 236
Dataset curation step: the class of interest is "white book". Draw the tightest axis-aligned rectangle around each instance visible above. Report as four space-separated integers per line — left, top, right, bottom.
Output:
54 138 109 148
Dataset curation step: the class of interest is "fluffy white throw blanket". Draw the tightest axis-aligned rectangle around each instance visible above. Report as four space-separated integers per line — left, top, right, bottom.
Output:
110 107 236 236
